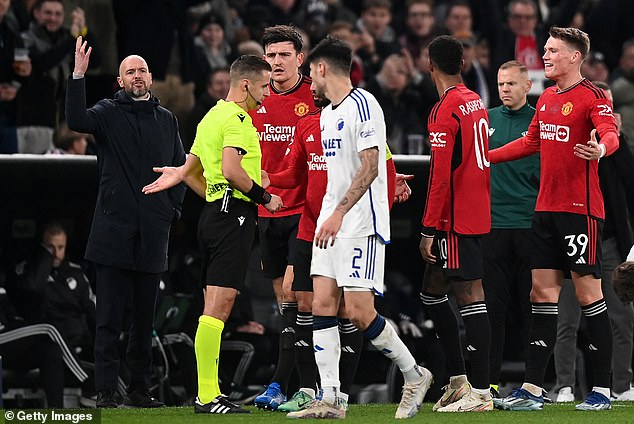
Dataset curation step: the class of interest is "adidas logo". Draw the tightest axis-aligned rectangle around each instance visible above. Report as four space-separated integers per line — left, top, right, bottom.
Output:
540 104 546 112
282 326 296 334
589 344 598 351
349 270 360 278
295 340 310 347
306 134 315 142
576 257 586 264
530 340 547 347
257 106 267 114
238 216 245 226
341 346 356 353
466 345 476 352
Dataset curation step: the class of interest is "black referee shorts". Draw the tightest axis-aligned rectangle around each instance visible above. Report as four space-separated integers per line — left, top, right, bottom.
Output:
289 238 313 292
431 231 484 281
258 214 301 279
197 198 257 289
530 211 603 278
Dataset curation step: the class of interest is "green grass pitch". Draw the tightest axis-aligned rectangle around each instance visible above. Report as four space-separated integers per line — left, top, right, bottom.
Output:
94 402 634 423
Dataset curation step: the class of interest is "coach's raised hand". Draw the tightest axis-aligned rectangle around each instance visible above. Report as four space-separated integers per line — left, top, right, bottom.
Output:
73 36 92 77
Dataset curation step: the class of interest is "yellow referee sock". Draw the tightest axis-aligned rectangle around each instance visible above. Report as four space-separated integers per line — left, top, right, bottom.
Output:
195 315 224 403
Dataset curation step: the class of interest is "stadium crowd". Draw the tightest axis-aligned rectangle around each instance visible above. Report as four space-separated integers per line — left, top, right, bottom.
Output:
2 0 634 416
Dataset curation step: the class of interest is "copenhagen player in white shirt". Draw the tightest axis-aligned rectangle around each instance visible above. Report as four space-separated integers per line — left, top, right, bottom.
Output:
286 36 432 420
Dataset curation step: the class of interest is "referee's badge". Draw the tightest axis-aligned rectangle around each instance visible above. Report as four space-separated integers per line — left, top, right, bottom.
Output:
561 102 573 116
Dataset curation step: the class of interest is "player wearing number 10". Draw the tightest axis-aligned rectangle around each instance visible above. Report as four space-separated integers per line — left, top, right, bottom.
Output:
418 35 493 412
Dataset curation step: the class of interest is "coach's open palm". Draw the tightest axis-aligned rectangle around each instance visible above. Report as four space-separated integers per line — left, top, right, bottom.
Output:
142 167 181 194
73 36 92 76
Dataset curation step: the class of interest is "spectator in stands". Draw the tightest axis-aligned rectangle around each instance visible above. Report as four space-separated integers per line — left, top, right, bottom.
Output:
328 20 366 86
17 0 94 154
611 40 634 151
480 0 577 106
355 0 401 73
113 0 201 124
193 12 232 96
581 51 609 84
365 53 426 154
66 37 186 408
0 0 31 154
11 222 95 356
46 122 94 155
267 0 303 27
399 0 437 61
183 67 230 151
0 282 89 407
573 0 634 72
409 43 439 139
443 0 472 36
455 31 490 106
553 82 634 403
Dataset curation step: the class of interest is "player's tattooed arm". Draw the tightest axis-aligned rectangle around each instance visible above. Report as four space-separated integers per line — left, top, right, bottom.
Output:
335 147 379 215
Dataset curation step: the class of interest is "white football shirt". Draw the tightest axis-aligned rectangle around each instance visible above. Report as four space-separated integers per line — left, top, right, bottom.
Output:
317 88 390 243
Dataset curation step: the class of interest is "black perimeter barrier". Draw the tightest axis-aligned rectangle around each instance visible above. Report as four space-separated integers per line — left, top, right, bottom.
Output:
0 154 430 291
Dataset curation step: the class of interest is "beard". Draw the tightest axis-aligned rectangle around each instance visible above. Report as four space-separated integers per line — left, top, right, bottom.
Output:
129 82 149 98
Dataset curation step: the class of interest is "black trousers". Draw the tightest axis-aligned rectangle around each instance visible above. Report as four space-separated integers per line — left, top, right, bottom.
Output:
94 265 160 392
482 228 533 383
0 332 65 407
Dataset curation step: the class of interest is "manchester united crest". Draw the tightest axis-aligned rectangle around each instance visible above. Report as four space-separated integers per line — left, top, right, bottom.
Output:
294 102 310 117
561 102 573 116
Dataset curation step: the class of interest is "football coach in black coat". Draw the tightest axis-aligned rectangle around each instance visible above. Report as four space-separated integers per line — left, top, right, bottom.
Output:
66 37 186 408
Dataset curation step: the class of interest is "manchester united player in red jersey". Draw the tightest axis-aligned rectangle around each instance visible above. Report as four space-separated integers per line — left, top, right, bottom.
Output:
250 25 318 410
419 35 493 413
491 27 619 412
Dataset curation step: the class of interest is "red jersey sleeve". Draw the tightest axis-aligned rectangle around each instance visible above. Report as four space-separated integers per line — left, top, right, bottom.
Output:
489 111 540 163
422 119 456 232
589 96 619 156
268 120 308 189
386 157 396 210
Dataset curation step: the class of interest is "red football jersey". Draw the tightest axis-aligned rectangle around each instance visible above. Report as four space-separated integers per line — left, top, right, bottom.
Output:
490 79 619 219
423 84 491 235
249 74 317 217
269 110 397 242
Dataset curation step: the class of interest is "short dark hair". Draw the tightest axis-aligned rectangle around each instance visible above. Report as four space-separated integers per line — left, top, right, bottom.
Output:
362 0 392 12
230 55 271 83
614 261 634 302
428 35 463 75
549 26 590 59
262 25 303 53
206 67 230 87
42 221 66 241
34 0 63 9
54 123 94 151
307 36 351 75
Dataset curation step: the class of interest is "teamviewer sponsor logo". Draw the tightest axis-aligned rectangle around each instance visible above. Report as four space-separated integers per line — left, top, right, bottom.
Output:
539 121 570 142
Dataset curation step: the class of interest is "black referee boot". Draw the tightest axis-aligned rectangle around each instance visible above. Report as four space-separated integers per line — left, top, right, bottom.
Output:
195 395 251 414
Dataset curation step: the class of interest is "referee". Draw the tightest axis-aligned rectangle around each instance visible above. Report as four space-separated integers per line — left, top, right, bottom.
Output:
142 55 283 414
